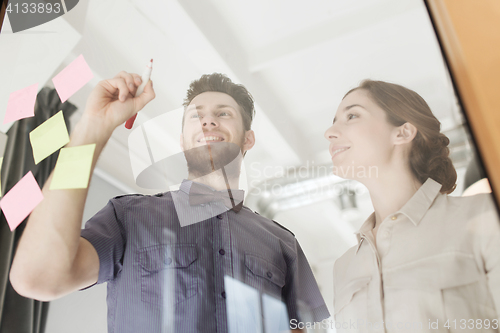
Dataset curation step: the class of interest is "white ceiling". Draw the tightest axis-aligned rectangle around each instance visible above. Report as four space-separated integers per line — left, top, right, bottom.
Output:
1 0 471 313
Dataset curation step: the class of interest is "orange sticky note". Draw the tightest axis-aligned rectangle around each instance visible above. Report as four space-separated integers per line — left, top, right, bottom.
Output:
0 171 44 231
52 54 93 103
3 83 38 124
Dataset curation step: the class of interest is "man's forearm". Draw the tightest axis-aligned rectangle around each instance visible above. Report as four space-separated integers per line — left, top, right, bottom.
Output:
10 70 155 300
9 116 110 298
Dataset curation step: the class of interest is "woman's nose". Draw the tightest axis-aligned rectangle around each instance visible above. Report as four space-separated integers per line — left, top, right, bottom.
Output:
324 124 339 141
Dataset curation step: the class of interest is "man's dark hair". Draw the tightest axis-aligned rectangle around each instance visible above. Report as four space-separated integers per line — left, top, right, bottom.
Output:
182 73 255 131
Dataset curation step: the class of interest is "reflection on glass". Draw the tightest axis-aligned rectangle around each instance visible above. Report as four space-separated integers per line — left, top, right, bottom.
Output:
225 276 292 333
262 293 291 333
225 276 263 333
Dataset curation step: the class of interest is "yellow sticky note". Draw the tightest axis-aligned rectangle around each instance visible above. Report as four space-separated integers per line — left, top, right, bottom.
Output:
29 111 70 164
50 144 96 190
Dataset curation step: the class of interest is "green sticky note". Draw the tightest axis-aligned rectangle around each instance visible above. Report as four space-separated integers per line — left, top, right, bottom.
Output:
50 144 96 190
29 111 70 164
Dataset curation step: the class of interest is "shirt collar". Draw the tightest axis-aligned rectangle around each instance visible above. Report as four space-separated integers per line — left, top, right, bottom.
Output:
179 179 245 198
398 177 442 226
179 179 195 195
356 213 375 245
355 178 442 244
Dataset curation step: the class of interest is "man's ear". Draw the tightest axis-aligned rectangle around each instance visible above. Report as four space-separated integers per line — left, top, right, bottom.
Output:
394 122 417 145
180 134 185 151
243 130 255 153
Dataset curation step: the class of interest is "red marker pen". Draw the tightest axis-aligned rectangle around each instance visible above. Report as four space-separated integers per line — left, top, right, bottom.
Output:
125 59 153 129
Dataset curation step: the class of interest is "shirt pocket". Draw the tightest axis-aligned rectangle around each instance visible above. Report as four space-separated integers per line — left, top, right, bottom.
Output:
334 276 371 322
244 254 286 299
439 259 497 332
138 244 198 306
384 252 497 331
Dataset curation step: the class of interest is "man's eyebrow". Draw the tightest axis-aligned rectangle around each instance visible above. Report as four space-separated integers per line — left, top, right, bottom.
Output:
215 104 236 110
185 105 198 112
191 104 236 110
333 104 366 123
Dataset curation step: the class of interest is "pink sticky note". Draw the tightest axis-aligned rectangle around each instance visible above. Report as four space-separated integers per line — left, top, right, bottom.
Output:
52 54 94 103
3 83 38 124
0 171 44 231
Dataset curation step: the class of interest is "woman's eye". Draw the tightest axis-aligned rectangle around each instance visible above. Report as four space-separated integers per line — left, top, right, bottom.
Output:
191 113 201 118
219 112 229 116
347 113 358 120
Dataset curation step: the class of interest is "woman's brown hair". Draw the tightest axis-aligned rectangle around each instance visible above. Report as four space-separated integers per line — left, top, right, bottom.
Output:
345 80 457 194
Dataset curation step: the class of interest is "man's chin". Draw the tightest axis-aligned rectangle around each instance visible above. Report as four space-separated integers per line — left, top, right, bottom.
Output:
184 142 243 177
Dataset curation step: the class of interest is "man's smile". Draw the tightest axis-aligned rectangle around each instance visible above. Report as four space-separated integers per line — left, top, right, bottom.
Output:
196 132 226 143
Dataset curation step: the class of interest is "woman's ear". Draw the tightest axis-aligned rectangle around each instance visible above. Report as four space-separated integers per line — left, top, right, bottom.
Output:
394 122 418 145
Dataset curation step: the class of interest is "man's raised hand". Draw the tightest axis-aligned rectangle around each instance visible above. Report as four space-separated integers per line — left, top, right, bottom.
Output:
82 71 155 138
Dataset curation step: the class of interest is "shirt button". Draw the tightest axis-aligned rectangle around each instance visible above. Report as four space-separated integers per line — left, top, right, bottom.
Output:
267 272 273 278
219 249 225 255
217 214 223 219
221 291 226 299
391 215 397 220
166 257 172 265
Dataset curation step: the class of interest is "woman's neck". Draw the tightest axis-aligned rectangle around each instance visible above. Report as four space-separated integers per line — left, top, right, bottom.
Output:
362 170 422 230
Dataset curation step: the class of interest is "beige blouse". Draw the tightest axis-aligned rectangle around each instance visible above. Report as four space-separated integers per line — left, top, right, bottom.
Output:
333 178 500 333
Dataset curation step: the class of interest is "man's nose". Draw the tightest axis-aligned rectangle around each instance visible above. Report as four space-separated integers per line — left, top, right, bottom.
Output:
202 115 218 128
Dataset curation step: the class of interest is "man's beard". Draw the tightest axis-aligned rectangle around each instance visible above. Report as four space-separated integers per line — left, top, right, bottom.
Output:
183 141 243 179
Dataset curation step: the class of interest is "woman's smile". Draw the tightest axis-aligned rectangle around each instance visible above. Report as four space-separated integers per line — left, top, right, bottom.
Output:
331 147 350 159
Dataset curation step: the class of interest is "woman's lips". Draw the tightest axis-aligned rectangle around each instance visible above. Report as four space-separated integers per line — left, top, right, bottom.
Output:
331 147 350 158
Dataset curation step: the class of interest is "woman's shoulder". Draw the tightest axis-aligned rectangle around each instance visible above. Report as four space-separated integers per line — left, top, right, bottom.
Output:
438 191 496 213
444 191 493 202
436 192 500 231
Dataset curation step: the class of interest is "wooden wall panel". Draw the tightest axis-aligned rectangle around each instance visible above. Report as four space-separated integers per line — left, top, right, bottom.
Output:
427 0 500 203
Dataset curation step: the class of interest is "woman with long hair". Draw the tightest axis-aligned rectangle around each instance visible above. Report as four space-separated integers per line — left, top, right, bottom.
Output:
325 80 500 332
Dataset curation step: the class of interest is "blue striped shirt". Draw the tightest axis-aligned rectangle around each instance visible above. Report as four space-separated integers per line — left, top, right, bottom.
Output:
81 180 330 332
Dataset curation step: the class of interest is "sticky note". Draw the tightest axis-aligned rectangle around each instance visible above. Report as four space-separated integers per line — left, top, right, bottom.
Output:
50 144 96 190
29 111 69 164
3 83 38 124
0 171 44 231
52 54 93 103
